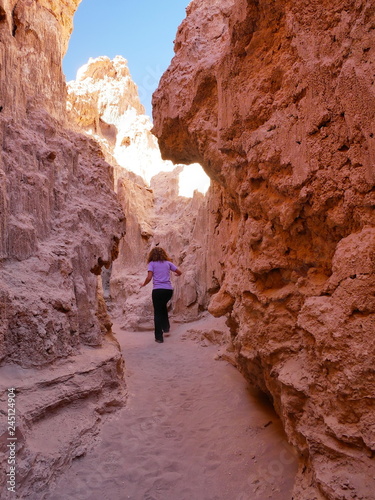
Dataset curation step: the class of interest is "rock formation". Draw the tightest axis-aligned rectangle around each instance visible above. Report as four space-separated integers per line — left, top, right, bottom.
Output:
153 1 375 498
66 56 212 331
66 55 168 184
0 1 126 496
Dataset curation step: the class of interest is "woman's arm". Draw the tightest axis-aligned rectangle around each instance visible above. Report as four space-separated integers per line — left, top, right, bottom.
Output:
174 269 182 276
141 271 153 287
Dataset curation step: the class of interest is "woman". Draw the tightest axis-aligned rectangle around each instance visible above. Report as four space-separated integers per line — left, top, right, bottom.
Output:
141 247 182 343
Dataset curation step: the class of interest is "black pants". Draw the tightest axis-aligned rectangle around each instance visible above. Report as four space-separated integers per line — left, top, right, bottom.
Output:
152 289 173 341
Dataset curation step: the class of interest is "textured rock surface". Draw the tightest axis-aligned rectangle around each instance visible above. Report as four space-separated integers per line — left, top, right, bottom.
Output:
67 56 176 184
0 0 126 496
153 1 375 498
0 0 80 121
0 340 124 497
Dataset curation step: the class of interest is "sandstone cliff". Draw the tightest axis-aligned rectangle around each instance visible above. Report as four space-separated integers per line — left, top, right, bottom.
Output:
153 1 375 498
0 1 126 496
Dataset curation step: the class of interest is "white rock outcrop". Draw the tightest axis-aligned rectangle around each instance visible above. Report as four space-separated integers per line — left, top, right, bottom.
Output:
67 55 177 184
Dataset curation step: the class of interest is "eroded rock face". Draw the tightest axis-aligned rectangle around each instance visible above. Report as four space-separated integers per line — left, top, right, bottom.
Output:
67 55 177 184
153 1 375 498
0 0 126 495
0 0 80 120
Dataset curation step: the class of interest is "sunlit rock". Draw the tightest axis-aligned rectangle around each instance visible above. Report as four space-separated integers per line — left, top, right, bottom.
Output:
67 55 210 193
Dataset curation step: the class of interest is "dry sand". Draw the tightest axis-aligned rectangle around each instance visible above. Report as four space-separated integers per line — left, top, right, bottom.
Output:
48 315 298 500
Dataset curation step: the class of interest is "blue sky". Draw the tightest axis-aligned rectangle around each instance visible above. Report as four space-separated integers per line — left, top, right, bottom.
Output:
63 0 189 118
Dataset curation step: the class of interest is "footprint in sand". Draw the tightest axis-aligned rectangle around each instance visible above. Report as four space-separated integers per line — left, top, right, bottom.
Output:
145 473 183 498
164 429 183 441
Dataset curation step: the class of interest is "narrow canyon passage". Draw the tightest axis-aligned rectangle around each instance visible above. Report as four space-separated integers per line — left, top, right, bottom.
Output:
1 1 374 498
48 316 298 500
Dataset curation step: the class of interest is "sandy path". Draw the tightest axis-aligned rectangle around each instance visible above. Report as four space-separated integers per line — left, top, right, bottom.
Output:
49 316 297 500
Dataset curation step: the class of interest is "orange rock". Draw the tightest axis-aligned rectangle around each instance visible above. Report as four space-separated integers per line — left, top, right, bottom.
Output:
153 1 375 498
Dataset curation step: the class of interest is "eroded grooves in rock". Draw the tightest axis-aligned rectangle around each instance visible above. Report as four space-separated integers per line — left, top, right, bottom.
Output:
0 1 126 496
153 1 375 498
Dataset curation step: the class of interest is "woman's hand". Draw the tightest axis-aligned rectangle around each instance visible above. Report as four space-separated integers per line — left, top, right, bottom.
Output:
141 271 153 288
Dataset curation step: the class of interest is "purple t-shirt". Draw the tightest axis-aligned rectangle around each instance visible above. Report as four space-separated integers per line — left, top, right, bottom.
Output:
148 260 177 290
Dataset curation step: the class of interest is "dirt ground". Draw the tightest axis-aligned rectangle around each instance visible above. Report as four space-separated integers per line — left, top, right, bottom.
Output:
48 315 298 500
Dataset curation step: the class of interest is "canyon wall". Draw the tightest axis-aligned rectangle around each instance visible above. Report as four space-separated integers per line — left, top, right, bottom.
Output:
153 1 375 498
0 1 126 496
66 56 213 331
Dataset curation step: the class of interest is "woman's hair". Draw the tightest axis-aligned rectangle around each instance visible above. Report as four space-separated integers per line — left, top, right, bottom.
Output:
147 247 170 263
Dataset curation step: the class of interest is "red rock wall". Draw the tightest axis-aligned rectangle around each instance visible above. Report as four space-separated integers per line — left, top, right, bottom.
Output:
0 0 79 121
153 1 375 498
0 1 126 495
0 0 125 366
